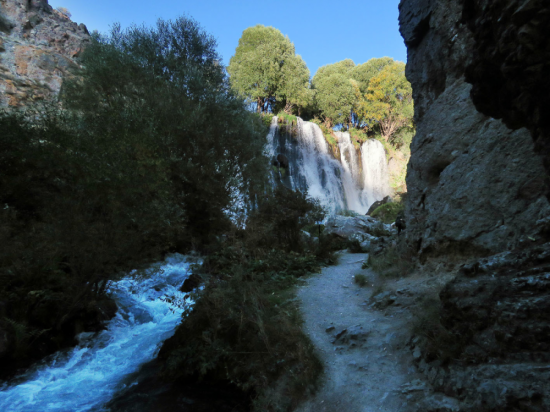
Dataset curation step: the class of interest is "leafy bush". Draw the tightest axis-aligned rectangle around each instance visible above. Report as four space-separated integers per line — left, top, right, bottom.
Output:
160 189 327 410
0 16 268 369
371 202 405 224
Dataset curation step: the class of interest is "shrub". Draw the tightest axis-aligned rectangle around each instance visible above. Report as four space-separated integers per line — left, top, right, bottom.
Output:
371 202 405 224
56 7 71 18
160 189 328 410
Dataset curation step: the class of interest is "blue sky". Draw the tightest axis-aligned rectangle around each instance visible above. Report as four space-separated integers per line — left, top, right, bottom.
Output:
49 0 406 77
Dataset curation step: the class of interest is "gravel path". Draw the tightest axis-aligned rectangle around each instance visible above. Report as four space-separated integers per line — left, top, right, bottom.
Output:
296 253 424 412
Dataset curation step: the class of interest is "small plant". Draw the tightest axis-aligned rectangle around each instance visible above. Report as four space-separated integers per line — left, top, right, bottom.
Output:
361 260 369 269
56 7 72 18
354 274 368 287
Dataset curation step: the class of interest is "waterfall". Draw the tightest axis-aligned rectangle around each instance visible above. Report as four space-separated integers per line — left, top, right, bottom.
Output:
0 255 194 412
361 138 391 207
268 117 390 214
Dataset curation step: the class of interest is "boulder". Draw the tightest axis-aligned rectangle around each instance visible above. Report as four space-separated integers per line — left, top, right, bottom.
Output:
180 273 202 293
324 215 395 243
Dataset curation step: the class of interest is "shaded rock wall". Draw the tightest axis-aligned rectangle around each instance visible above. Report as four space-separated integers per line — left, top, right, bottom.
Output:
400 1 550 410
399 0 550 258
0 0 89 108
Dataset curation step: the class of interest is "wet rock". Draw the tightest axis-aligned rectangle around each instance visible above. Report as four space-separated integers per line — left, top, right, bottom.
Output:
180 274 202 293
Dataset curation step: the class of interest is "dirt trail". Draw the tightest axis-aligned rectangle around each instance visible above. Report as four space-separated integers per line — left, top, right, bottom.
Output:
296 253 426 412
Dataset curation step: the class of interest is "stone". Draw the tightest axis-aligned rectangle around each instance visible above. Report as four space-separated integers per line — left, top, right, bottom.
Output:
324 215 395 242
0 0 90 108
180 273 202 293
399 0 550 259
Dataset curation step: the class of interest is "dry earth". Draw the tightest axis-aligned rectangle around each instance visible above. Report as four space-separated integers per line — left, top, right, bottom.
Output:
296 253 458 412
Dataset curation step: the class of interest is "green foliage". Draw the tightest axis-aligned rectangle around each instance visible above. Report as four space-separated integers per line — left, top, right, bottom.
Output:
311 62 356 127
160 188 328 410
62 18 268 246
354 274 368 287
0 16 269 367
359 61 414 142
227 25 310 115
351 57 394 94
337 209 360 217
277 112 298 126
371 202 405 224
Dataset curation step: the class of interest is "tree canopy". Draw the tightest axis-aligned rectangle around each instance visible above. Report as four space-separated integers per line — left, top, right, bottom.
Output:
310 57 413 141
359 61 414 142
227 25 310 114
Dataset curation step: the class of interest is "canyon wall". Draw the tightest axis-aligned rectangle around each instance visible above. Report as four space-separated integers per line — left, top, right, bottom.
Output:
400 1 550 410
399 0 550 258
0 0 89 108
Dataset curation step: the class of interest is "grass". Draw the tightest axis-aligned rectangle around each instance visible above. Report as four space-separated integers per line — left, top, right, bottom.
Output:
337 209 360 217
354 274 368 287
277 112 297 126
160 248 324 411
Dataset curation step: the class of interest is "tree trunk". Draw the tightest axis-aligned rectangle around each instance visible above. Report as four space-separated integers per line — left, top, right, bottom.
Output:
257 97 262 114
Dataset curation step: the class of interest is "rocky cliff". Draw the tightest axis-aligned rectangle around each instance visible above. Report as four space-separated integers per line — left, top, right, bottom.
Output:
0 0 89 108
400 1 550 410
400 0 549 258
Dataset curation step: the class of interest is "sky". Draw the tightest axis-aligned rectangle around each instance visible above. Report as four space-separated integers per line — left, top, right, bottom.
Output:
48 0 407 77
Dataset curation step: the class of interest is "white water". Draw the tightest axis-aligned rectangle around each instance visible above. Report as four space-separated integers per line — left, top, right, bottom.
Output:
361 138 391 207
0 254 194 412
268 117 390 214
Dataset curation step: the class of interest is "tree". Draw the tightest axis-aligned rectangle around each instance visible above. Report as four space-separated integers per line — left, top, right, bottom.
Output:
312 59 356 127
359 61 414 142
227 25 310 114
62 17 268 245
351 57 394 94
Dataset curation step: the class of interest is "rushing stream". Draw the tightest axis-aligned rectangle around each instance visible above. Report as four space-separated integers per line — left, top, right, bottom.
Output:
0 254 194 412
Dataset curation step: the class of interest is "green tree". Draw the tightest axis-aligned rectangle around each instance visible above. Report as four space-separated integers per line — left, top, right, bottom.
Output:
227 25 310 114
351 57 394 94
359 61 414 142
62 17 268 245
312 59 356 127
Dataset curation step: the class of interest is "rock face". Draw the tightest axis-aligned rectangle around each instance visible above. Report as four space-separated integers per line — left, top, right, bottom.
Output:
0 0 90 108
400 0 550 410
399 0 550 258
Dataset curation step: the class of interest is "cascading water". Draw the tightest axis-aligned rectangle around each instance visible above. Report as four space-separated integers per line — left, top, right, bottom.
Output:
361 138 391 207
0 254 194 412
268 117 390 214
